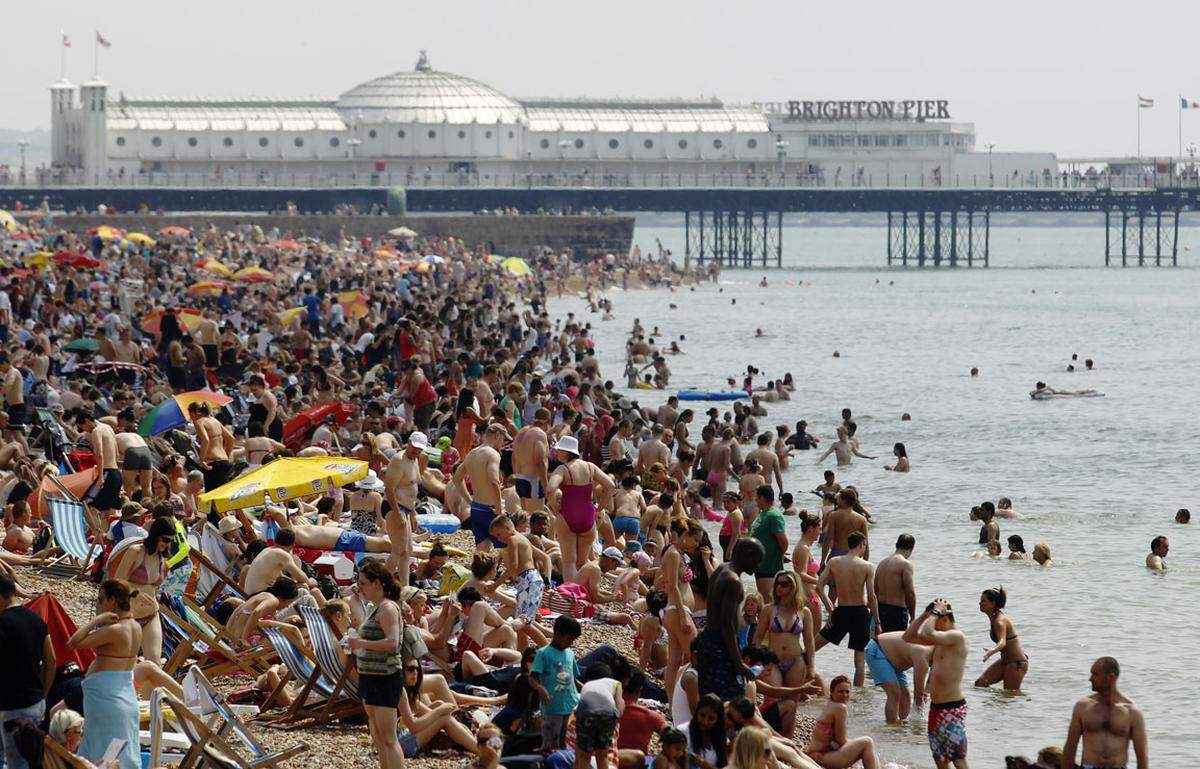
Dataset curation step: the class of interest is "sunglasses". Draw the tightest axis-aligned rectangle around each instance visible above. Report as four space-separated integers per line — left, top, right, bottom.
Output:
403 665 420 672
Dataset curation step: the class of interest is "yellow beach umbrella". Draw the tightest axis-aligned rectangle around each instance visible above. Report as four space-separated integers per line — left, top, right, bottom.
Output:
95 226 124 241
198 456 368 513
127 232 156 246
234 266 275 283
0 211 15 232
24 252 52 269
501 256 532 276
336 291 369 319
276 307 305 326
195 259 233 277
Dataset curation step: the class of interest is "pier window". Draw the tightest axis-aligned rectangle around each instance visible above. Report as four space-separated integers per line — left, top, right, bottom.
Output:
330 137 340 147
894 135 908 147
678 139 688 149
428 130 437 139
486 130 493 139
397 130 406 138
294 137 304 147
457 130 467 139
609 139 620 149
857 135 871 147
574 138 584 149
368 129 377 139
713 139 724 149
115 136 126 147
223 137 233 147
539 139 550 149
874 135 890 147
747 138 758 149
151 136 162 147
187 137 198 147
259 137 269 147
644 139 654 149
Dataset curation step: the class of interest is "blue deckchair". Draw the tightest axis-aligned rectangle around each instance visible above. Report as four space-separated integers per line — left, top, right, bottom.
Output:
42 496 100 579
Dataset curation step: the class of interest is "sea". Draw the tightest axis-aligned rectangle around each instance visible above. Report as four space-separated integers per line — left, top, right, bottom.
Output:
549 218 1200 768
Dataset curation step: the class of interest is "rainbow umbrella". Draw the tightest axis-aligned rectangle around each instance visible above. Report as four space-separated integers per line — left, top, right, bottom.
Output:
137 390 233 436
141 308 204 335
186 280 232 297
198 456 367 513
234 266 274 283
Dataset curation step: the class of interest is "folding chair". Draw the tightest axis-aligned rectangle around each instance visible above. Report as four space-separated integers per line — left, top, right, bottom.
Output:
258 624 360 727
40 496 100 580
180 665 305 767
190 529 247 609
159 603 274 678
296 603 362 722
148 689 264 769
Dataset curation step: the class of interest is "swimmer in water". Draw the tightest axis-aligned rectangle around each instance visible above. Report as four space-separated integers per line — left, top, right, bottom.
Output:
755 328 765 338
1145 536 1168 571
995 497 1022 519
1030 381 1099 398
1176 508 1191 524
1006 535 1029 560
970 367 979 377
1031 541 1053 566
816 427 875 466
759 276 768 287
883 443 909 472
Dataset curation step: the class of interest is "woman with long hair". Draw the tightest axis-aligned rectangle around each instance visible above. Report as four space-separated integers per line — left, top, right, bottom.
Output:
804 676 878 769
397 657 480 757
658 516 702 704
975 587 1029 690
635 589 669 676
108 516 174 661
884 443 909 473
346 561 405 769
790 516 824 630
681 694 728 769
67 580 142 769
452 387 486 461
753 571 819 694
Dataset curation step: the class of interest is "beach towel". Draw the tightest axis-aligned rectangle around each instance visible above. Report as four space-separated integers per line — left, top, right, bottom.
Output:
78 670 140 769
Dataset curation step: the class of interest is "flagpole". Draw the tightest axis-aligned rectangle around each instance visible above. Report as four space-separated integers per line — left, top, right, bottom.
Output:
1179 96 1183 168
59 32 65 80
1137 101 1141 159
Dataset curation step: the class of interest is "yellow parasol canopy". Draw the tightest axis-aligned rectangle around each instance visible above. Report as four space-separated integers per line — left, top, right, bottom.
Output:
198 456 368 513
0 210 15 232
196 259 233 277
501 256 532 276
186 280 232 297
336 291 370 319
24 252 52 269
276 306 305 326
234 266 275 283
127 232 156 246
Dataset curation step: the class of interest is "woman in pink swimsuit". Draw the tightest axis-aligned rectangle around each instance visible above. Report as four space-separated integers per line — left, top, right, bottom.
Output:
791 515 825 630
546 436 614 582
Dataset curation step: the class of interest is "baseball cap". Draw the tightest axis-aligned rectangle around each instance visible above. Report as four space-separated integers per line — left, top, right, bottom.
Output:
408 431 430 449
601 546 623 560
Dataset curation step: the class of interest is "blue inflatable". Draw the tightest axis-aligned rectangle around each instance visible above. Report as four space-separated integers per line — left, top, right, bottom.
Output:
677 390 746 401
416 513 461 534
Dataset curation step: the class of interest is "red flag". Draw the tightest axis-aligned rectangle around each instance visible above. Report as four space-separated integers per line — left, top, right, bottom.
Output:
61 33 71 48
96 30 111 48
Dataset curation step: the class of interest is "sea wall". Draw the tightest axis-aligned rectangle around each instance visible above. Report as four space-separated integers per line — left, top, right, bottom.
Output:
43 213 635 258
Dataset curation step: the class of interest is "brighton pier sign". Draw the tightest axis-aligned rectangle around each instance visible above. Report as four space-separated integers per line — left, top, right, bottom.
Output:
757 100 951 121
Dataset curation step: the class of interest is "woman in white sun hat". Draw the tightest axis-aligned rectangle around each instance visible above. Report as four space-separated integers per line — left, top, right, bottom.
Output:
546 434 615 582
348 469 385 535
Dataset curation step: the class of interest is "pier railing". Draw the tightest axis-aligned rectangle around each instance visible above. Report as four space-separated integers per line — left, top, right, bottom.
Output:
4 169 1199 192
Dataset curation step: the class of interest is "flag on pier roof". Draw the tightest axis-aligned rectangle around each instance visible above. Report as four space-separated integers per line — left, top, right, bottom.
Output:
1181 97 1200 109
1138 96 1154 108
95 31 111 48
61 33 70 48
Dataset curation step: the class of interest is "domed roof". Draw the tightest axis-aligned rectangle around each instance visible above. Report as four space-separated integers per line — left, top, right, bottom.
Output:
337 52 526 125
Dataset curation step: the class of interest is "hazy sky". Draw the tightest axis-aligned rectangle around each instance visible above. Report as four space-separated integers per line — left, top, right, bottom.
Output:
8 0 1200 158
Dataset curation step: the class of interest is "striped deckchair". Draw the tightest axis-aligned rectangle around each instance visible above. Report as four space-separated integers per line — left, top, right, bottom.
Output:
180 664 305 768
41 496 100 579
296 604 361 722
258 624 360 727
160 602 274 678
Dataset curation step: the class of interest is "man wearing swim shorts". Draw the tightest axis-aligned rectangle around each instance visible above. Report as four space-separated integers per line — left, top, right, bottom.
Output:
70 410 123 525
335 529 368 553
815 532 878 687
116 429 154 501
512 408 550 514
903 599 970 769
874 534 917 633
452 424 507 551
864 630 930 723
821 488 870 593
490 515 548 649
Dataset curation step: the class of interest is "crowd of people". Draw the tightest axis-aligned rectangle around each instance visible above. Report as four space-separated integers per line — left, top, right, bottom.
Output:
0 212 1151 769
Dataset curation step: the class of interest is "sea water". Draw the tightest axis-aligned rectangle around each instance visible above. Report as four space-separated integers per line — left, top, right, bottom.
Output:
549 222 1200 767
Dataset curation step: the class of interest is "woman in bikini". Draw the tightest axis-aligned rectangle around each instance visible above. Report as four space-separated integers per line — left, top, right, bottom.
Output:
109 516 175 662
658 516 701 706
347 471 385 536
805 676 879 769
634 589 669 677
753 571 819 694
975 587 1029 691
791 516 824 630
239 421 287 470
546 436 614 582
66 580 142 769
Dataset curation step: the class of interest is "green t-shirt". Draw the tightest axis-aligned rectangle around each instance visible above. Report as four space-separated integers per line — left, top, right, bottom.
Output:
751 506 786 577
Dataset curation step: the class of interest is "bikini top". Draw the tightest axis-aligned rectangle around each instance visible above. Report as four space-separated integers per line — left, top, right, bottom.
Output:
130 552 164 587
989 614 1017 643
769 611 803 636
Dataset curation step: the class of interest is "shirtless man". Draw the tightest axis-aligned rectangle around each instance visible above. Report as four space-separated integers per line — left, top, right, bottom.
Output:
488 515 549 649
816 426 875 466
610 475 646 543
451 424 507 552
72 409 122 530
512 408 550 513
112 327 141 364
821 488 870 569
815 532 879 686
4 501 38 552
636 424 671 477
572 546 641 617
1030 381 1100 399
242 527 318 595
384 431 428 581
904 600 970 769
271 507 392 553
1145 536 1168 571
874 534 917 633
1062 657 1148 769
190 401 235 491
608 419 635 463
196 315 220 370
115 428 153 501
746 433 783 494
0 352 29 453
863 630 931 723
705 428 737 497
973 502 1000 546
655 396 679 432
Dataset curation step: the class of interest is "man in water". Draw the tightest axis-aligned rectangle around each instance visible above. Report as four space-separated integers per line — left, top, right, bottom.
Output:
786 420 819 450
904 599 970 769
816 426 875 466
1175 508 1190 524
451 424 507 552
747 433 784 494
874 534 917 632
1145 536 1168 571
821 488 870 569
974 502 1000 546
512 408 550 513
1061 656 1148 769
635 423 671 477
863 630 931 723
815 531 879 686
1030 381 1099 398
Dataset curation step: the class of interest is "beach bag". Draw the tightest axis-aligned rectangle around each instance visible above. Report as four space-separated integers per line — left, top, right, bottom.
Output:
542 583 594 618
437 562 471 596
